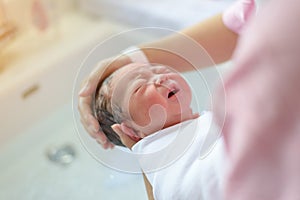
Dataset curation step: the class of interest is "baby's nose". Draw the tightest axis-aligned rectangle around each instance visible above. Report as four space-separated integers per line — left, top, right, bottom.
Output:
153 74 168 85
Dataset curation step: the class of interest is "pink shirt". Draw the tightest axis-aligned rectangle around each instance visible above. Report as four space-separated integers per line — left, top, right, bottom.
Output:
216 0 300 199
222 0 256 34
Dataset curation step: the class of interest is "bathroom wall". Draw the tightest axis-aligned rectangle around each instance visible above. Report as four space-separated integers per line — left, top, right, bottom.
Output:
0 1 128 146
1 0 75 31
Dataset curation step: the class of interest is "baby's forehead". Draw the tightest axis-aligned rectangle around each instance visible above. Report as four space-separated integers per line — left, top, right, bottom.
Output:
110 63 180 89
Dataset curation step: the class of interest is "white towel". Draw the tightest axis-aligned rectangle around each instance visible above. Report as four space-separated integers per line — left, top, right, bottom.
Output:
132 112 225 200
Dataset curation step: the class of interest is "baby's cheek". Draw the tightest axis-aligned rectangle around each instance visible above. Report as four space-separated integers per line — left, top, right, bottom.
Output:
128 96 151 127
136 104 167 135
129 96 167 129
131 107 151 126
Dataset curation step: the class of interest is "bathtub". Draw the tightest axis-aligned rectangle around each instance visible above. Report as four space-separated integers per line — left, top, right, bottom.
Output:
0 12 155 200
0 10 230 200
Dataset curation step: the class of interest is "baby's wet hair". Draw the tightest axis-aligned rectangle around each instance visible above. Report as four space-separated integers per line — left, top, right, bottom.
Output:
94 73 125 147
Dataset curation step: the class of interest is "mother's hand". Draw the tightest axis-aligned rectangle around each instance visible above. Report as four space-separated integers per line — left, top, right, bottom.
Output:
78 55 131 149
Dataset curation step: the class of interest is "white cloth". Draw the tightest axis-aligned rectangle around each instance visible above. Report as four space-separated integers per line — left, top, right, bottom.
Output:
132 112 225 200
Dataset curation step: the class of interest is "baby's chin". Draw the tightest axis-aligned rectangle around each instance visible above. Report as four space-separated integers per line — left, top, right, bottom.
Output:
154 108 195 130
131 107 195 137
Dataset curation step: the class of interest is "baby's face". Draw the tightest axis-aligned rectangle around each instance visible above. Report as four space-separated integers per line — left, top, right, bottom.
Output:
111 63 194 137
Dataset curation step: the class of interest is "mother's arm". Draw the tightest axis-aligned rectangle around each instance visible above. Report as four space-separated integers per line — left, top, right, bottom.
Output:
78 12 238 149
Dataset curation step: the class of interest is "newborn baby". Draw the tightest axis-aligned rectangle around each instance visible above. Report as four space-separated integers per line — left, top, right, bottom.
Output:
94 63 224 200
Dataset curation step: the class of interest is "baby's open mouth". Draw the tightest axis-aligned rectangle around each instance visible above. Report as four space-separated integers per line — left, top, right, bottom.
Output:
168 89 179 98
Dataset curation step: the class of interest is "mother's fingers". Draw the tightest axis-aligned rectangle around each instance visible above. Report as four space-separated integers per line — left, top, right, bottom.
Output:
78 95 115 149
79 55 131 97
79 57 115 97
77 55 132 149
78 96 97 129
78 61 106 97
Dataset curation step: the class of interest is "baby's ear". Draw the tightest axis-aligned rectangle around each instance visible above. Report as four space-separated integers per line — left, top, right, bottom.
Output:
120 123 141 142
111 124 122 136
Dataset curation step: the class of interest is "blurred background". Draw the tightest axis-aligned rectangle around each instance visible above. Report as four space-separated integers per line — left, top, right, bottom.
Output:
0 0 234 199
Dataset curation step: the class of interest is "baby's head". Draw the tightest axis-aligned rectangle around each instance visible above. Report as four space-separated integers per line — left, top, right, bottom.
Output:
94 63 195 146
